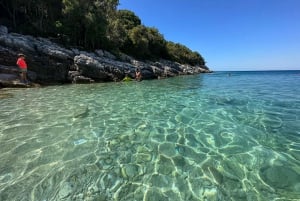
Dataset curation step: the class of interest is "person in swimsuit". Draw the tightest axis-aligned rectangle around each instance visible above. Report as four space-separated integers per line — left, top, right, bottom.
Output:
135 68 142 81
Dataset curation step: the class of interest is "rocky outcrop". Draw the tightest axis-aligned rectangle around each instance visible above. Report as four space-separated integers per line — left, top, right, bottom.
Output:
0 26 73 84
0 25 211 88
0 64 38 88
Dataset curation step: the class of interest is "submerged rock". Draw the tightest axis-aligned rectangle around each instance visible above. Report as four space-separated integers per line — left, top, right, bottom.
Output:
158 142 177 157
135 153 152 163
259 165 300 190
144 188 168 201
202 163 224 185
202 187 221 201
208 166 224 185
120 164 141 179
58 182 73 200
157 154 175 175
73 105 90 119
0 91 13 99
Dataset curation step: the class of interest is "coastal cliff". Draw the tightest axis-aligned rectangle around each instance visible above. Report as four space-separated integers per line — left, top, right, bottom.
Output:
0 25 211 88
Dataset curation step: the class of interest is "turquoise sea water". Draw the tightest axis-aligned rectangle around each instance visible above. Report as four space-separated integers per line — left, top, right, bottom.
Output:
0 70 300 201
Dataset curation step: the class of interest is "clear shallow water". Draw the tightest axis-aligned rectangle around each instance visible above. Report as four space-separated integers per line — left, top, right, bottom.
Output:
0 71 300 201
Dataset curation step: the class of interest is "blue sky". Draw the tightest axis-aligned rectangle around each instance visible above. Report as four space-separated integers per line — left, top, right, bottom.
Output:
118 0 300 71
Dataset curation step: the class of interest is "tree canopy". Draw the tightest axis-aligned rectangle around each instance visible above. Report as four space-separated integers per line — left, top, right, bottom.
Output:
0 0 205 65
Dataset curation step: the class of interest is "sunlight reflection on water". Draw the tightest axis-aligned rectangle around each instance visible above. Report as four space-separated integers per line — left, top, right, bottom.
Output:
0 71 300 200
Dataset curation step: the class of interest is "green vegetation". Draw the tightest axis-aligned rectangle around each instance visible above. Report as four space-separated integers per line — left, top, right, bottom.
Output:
0 0 205 65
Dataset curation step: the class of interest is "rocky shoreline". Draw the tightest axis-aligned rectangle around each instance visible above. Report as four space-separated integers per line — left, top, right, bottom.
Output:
0 25 211 88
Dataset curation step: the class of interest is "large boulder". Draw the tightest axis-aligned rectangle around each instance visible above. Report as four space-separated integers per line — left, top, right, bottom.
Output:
74 54 135 82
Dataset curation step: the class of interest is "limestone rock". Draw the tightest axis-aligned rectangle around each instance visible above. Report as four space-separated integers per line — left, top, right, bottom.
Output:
0 24 211 88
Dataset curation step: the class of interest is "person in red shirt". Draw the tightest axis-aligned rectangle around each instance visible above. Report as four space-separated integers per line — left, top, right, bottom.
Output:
16 53 28 83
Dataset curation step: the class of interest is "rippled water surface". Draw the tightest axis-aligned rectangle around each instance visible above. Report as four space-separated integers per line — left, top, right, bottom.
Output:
0 71 300 201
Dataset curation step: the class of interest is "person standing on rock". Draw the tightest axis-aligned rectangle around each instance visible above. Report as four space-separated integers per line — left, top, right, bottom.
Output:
16 53 28 83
